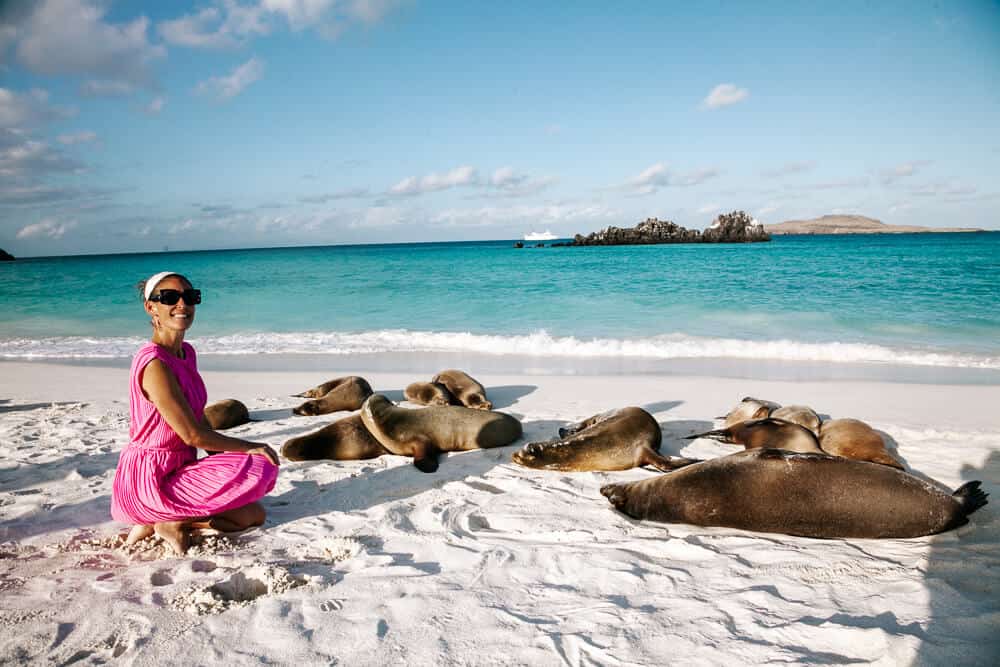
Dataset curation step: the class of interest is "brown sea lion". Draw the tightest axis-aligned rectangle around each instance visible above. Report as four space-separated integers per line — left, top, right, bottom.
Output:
404 381 457 407
293 376 373 416
360 394 521 473
512 407 700 472
601 448 988 538
771 405 822 435
720 396 779 429
431 369 492 410
203 399 251 430
819 418 904 469
281 414 388 461
686 417 823 454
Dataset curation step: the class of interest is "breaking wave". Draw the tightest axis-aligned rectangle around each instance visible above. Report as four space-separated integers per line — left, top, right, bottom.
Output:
1 329 997 369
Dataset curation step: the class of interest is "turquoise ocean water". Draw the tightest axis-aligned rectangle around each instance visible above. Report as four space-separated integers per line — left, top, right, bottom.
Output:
1 233 999 375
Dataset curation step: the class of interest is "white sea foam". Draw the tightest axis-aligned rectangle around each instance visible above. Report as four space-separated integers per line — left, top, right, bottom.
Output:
1 329 998 369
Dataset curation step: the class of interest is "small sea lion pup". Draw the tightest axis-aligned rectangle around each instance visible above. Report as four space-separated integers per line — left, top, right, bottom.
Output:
431 369 492 410
203 399 251 430
601 448 989 539
292 376 373 416
360 394 522 473
686 417 823 454
512 407 700 472
770 405 822 435
819 418 904 469
404 381 457 407
720 396 779 429
281 414 387 461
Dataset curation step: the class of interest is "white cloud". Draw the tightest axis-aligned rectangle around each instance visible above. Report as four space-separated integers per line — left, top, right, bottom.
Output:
195 58 264 101
0 130 83 180
79 79 137 98
483 167 556 198
158 2 270 49
262 0 403 37
757 203 781 216
623 163 720 195
697 203 720 215
389 165 478 196
702 83 749 109
430 202 620 228
910 181 977 197
144 96 166 115
15 218 77 239
168 218 199 235
762 161 815 178
0 87 75 128
300 187 370 203
57 131 97 145
880 161 931 185
12 0 165 89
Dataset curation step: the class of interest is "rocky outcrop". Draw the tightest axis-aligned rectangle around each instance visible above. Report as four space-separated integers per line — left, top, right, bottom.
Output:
571 211 769 246
0 248 14 261
766 214 983 235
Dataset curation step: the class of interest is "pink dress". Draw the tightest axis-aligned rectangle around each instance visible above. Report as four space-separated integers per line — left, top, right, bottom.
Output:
111 342 278 524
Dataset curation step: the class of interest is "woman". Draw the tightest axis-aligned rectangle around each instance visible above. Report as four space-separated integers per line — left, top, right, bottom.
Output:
111 271 279 555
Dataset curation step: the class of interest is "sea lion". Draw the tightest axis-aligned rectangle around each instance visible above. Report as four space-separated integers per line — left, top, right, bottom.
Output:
293 376 373 416
281 414 388 461
771 405 822 435
360 394 522 473
203 399 251 430
404 381 457 407
720 396 778 428
819 418 904 469
686 417 823 454
431 369 492 410
601 448 988 538
512 407 700 472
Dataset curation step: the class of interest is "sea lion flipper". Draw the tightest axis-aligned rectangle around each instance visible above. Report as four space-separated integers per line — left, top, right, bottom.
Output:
637 446 700 472
953 481 989 515
410 440 441 474
684 428 729 441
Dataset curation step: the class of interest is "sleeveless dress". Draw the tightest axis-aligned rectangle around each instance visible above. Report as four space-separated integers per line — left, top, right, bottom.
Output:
111 342 278 524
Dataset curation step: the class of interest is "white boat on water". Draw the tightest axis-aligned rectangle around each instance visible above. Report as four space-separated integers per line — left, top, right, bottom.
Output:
523 230 558 241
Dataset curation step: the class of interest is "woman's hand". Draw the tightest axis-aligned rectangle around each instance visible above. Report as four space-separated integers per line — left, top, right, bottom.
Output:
246 443 280 467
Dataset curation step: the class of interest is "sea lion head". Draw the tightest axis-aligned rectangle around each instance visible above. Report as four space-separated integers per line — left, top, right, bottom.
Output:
465 393 493 411
511 440 573 469
361 393 393 422
292 400 322 416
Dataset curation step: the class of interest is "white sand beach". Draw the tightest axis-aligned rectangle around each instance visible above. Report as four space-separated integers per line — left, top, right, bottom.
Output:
1 361 998 665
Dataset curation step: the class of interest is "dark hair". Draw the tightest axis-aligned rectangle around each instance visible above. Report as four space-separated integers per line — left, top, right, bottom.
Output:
136 273 192 302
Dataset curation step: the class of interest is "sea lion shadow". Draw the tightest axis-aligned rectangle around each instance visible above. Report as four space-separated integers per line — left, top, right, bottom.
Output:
918 450 1000 663
250 407 295 421
642 400 683 415
659 419 715 457
265 443 514 520
485 385 537 409
377 389 406 403
874 429 914 472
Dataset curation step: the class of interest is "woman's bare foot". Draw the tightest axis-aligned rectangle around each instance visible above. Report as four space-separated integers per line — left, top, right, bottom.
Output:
154 521 190 556
124 524 154 546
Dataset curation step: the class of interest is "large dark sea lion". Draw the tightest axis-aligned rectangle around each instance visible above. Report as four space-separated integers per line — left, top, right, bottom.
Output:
404 381 457 407
293 376 373 416
281 414 387 461
203 399 251 430
819 418 903 469
771 405 822 435
601 448 989 538
360 394 521 473
431 369 492 410
720 397 778 428
686 417 823 454
512 407 700 472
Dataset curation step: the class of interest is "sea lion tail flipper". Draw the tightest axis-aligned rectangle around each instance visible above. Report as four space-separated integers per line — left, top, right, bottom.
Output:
411 440 440 474
639 447 701 473
953 481 989 516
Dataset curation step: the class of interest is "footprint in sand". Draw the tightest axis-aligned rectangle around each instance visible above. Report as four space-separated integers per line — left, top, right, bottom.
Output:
170 564 305 615
319 599 344 612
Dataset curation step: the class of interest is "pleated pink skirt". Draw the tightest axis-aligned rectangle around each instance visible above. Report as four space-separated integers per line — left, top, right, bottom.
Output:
111 445 278 525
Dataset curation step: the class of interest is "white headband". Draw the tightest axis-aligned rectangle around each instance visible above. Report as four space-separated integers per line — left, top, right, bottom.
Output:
144 271 181 301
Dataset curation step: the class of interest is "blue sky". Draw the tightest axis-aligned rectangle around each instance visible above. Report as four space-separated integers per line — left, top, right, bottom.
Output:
1 0 998 256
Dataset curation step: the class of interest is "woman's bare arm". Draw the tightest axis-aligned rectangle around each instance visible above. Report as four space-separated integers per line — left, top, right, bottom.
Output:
140 359 279 466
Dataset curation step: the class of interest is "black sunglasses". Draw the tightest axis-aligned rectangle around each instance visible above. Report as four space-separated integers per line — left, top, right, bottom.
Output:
150 288 202 305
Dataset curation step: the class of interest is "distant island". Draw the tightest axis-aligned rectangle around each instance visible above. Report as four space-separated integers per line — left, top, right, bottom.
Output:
765 215 983 235
570 210 769 246
0 248 14 261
